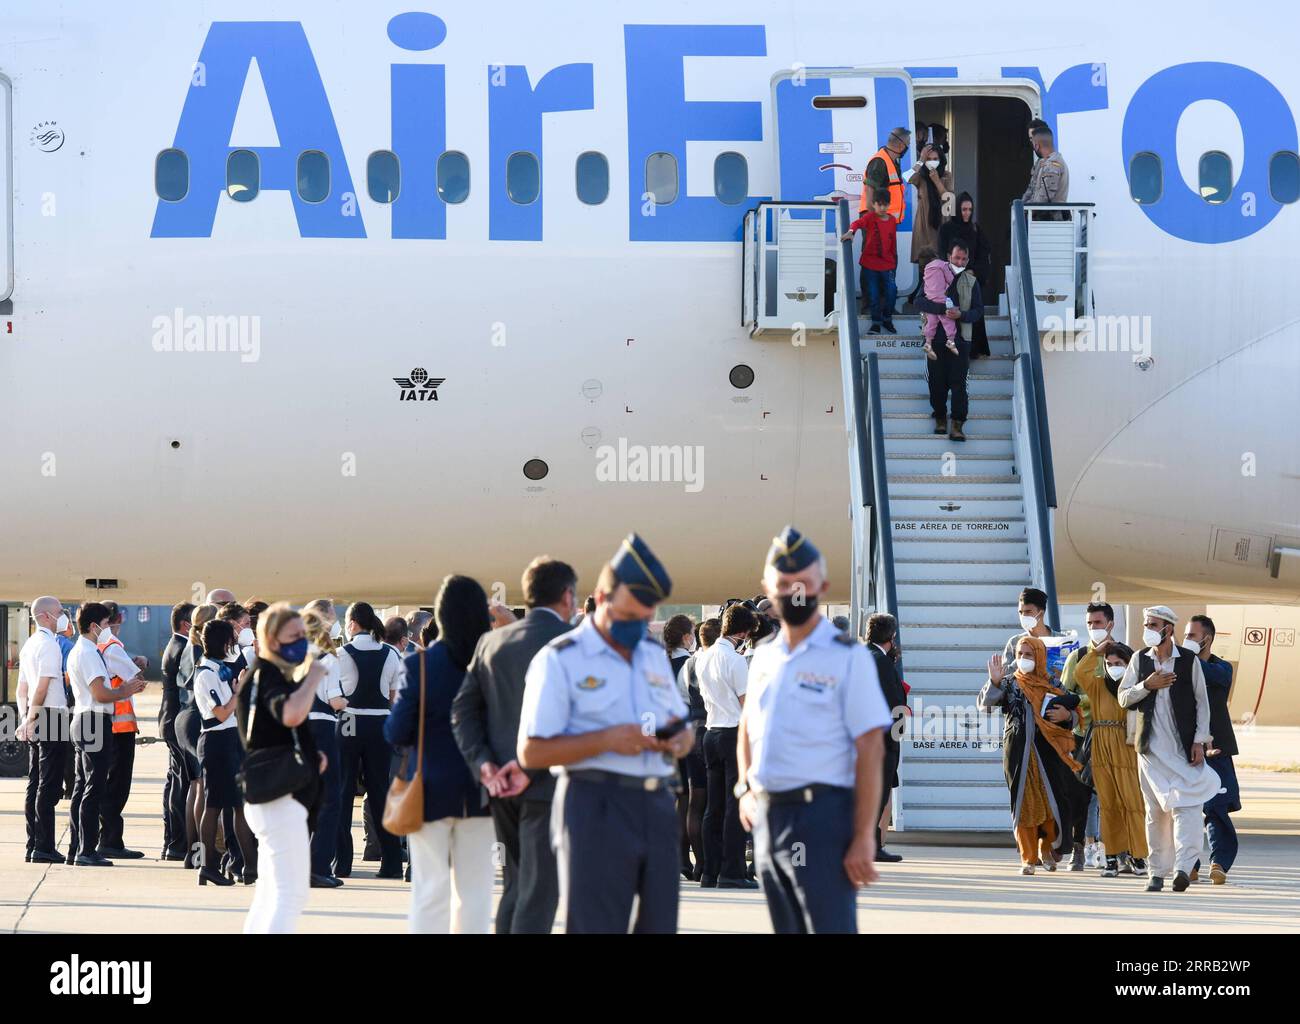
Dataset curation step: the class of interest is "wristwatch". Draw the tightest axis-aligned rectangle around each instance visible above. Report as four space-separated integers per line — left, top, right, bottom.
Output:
733 780 750 800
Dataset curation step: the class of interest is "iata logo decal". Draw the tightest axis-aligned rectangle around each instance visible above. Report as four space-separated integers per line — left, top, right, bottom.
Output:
30 121 65 153
393 367 445 402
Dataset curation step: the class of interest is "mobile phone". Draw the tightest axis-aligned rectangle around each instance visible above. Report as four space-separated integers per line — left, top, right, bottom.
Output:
654 717 689 741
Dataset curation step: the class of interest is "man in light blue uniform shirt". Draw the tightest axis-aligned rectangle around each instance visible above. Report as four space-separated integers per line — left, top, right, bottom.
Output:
738 526 891 934
518 533 694 933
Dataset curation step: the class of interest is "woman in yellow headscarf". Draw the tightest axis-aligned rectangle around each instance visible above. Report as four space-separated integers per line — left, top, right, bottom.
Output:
979 635 1082 873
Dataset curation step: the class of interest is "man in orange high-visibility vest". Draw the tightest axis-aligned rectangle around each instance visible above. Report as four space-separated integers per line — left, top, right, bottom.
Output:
95 601 149 859
858 126 911 221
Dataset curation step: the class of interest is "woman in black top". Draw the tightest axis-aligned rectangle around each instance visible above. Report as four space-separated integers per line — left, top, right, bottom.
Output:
236 603 326 934
938 192 992 358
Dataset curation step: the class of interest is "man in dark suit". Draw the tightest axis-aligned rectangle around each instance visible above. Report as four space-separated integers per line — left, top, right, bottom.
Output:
452 557 577 933
866 613 907 863
158 601 194 860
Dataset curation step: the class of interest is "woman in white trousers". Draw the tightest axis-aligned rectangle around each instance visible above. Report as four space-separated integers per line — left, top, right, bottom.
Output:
243 795 310 933
385 575 496 934
407 815 496 933
238 603 328 934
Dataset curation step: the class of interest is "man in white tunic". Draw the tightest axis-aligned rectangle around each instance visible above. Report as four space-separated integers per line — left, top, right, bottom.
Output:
1118 606 1220 893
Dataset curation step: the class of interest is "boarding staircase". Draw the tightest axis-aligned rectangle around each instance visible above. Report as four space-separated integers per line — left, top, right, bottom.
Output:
834 199 1070 833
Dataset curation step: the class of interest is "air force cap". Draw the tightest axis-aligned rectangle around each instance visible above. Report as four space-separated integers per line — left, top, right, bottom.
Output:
611 533 672 605
766 525 821 574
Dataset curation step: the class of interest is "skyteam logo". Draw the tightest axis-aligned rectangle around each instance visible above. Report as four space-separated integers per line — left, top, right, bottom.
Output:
30 121 64 153
393 367 444 401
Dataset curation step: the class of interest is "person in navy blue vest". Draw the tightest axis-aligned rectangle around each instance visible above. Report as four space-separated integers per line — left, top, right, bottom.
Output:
388 575 495 932
1185 615 1240 885
302 605 348 888
335 602 405 879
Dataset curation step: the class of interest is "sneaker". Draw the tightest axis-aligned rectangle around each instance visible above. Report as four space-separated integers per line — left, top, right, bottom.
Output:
1188 867 1199 883
1145 876 1164 892
1117 855 1135 875
1069 842 1084 872
868 324 882 335
1129 857 1147 878
1020 864 1035 875
1210 863 1228 885
1172 870 1191 892
882 322 897 334
1101 857 1119 878
1039 856 1056 873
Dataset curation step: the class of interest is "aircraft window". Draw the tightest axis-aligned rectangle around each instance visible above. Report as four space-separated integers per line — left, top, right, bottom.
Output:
367 150 401 203
506 152 540 204
1269 151 1300 204
226 149 259 203
297 150 330 203
155 149 189 202
576 151 609 205
714 152 748 205
646 152 678 205
437 151 470 204
1128 151 1161 205
1198 151 1232 205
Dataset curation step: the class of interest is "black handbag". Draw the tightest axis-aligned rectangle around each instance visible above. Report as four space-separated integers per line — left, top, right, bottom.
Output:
237 673 317 804
1074 722 1095 787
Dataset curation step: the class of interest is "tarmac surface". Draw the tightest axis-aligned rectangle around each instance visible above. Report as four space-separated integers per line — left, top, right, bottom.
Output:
4 695 1297 934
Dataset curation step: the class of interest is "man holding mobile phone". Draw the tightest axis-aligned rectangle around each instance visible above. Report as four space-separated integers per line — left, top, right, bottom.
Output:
518 534 693 933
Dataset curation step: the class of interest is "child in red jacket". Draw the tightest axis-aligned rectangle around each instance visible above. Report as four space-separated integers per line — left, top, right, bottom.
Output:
841 188 899 334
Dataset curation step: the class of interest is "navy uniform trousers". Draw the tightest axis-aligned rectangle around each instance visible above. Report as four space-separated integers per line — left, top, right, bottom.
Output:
753 786 857 934
159 702 190 856
335 714 402 875
27 710 70 856
555 775 679 934
68 713 113 859
308 719 343 877
99 730 136 850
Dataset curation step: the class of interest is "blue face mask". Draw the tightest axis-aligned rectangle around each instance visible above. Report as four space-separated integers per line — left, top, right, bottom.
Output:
608 618 648 650
278 638 308 664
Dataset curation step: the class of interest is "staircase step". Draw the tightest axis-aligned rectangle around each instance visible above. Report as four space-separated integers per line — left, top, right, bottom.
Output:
894 560 1030 583
899 603 1024 626
897 580 1028 604
896 804 1010 831
902 758 1004 782
881 395 1012 416
884 435 1014 456
886 455 1017 477
886 476 1022 498
892 538 1030 560
878 374 1015 398
899 781 1008 808
891 497 1024 518
891 515 1026 541
901 624 1022 647
883 411 1011 421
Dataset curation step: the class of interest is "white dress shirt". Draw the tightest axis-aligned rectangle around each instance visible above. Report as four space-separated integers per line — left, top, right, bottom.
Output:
695 637 748 728
193 658 237 733
18 626 66 714
67 636 114 715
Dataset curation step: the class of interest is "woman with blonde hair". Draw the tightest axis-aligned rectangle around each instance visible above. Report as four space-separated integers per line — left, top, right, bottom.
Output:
236 602 327 933
980 635 1082 874
301 603 348 888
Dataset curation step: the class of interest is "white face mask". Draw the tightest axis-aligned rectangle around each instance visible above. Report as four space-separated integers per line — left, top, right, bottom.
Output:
924 159 940 170
1087 627 1109 644
1182 637 1200 655
1016 657 1036 674
1106 664 1126 681
1142 626 1165 648
237 627 255 648
98 626 114 642
949 262 965 275
329 621 343 640
56 613 69 632
1019 613 1038 632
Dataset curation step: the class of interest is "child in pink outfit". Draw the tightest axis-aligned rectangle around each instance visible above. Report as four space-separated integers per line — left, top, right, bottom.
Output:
921 258 959 360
